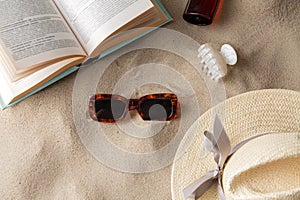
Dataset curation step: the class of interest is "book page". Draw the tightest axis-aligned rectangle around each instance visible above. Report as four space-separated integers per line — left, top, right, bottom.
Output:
0 0 85 73
0 56 81 105
54 0 153 55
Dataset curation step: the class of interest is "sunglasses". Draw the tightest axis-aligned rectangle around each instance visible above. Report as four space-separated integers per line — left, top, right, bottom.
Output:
88 93 180 123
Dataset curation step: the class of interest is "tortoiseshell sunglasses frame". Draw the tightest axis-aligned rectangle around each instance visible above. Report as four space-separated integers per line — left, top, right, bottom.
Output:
89 93 179 123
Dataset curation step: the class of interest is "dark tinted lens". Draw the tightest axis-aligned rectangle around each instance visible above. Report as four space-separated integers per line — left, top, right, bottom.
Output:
94 98 126 120
139 98 173 120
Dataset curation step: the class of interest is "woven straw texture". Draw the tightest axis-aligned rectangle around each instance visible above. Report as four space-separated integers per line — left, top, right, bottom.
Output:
223 133 300 199
171 89 300 200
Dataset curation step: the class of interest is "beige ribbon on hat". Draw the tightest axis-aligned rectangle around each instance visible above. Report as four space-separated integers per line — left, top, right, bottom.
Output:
183 115 268 200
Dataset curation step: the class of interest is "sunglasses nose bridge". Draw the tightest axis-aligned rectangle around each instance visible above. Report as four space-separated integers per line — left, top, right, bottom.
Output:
129 99 139 110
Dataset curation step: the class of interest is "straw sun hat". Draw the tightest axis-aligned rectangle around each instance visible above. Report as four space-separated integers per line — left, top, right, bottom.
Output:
171 89 300 200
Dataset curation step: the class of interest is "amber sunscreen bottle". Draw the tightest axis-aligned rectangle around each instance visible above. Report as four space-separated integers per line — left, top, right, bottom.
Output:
183 0 220 25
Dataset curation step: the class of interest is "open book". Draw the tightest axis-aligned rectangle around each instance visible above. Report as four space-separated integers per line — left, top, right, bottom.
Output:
0 0 171 109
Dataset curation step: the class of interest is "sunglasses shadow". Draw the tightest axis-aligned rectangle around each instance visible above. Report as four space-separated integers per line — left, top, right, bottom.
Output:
115 112 180 151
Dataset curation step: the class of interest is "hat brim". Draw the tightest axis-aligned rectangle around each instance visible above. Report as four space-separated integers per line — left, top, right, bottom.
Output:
171 89 300 200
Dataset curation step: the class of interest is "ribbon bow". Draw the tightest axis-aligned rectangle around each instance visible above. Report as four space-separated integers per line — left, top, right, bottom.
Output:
183 115 266 200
